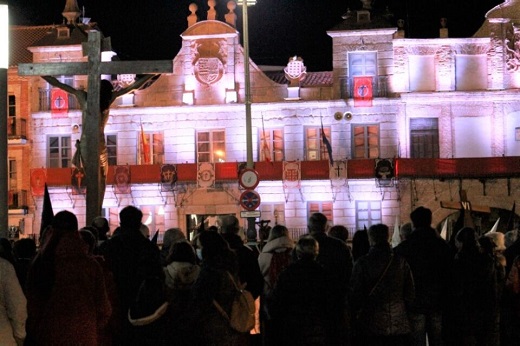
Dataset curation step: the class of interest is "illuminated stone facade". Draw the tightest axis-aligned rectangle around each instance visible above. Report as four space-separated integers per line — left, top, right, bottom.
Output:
8 1 520 241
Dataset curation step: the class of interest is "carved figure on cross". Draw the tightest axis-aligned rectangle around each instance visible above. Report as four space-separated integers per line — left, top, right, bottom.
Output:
19 30 172 223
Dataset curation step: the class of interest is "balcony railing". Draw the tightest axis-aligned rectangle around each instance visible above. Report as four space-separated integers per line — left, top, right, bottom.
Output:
8 189 28 209
7 117 27 139
38 87 82 112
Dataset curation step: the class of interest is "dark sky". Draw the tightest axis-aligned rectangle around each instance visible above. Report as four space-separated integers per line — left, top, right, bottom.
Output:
9 0 503 71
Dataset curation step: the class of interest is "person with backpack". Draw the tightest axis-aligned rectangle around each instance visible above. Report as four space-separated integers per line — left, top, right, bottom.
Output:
258 225 294 344
187 231 250 345
266 236 334 345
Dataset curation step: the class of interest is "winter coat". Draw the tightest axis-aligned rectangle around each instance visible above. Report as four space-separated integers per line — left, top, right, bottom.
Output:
267 257 334 345
450 249 499 344
26 231 111 345
257 235 294 294
0 258 26 345
101 228 164 344
394 226 453 314
187 251 249 346
350 244 415 336
221 233 264 299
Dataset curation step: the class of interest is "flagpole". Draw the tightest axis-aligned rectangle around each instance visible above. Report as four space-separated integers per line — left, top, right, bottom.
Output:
239 0 257 241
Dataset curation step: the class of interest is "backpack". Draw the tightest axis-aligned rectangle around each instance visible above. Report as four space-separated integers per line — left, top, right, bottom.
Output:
268 248 292 288
213 271 256 333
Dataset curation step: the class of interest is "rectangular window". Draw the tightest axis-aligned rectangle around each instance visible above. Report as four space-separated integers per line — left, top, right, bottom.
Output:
305 127 331 161
258 128 284 162
106 134 117 166
48 136 71 168
308 201 333 222
9 159 17 190
348 51 378 96
138 132 164 165
197 130 226 163
352 124 379 159
410 118 439 158
355 201 382 231
8 95 15 136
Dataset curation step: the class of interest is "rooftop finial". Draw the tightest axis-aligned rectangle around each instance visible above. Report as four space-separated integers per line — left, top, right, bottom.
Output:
62 0 80 25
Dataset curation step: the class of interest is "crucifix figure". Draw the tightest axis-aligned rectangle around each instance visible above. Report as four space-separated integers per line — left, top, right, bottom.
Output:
19 30 172 224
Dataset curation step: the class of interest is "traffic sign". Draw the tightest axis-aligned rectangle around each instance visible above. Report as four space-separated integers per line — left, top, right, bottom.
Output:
241 210 261 218
240 190 261 211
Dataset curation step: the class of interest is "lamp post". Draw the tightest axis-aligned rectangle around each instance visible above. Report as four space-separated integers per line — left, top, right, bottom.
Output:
0 1 8 237
237 0 257 241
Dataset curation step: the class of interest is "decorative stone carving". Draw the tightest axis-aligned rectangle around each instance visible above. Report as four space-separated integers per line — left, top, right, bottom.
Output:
506 24 520 71
194 57 224 85
284 56 307 87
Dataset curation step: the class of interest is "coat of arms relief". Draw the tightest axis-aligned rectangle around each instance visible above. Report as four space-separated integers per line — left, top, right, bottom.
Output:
191 39 227 85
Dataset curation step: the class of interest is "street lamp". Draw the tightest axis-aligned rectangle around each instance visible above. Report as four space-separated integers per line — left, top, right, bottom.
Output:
0 1 9 237
237 0 257 241
237 0 256 169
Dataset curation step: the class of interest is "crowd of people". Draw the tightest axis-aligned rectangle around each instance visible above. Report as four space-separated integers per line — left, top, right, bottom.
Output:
1 205 520 345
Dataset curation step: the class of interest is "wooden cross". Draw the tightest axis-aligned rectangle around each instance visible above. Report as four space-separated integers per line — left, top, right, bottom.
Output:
19 31 172 224
440 190 491 228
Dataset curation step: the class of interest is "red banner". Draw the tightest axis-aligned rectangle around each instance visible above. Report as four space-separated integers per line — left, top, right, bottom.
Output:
51 88 68 118
30 168 47 196
353 76 373 107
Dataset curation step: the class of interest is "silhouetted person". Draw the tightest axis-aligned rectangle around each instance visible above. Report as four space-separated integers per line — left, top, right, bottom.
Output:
101 206 163 345
395 206 452 346
267 236 334 345
352 228 370 262
308 213 353 345
350 223 414 346
26 210 111 344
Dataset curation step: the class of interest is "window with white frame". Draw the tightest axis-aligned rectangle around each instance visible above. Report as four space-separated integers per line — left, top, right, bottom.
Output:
258 128 284 162
197 130 226 163
308 201 333 222
138 132 164 165
48 135 71 168
410 118 439 158
355 201 382 231
348 51 377 95
352 124 379 159
9 158 17 190
106 134 117 166
305 127 331 161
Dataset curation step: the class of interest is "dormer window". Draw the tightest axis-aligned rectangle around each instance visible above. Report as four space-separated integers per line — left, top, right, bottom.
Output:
57 27 70 39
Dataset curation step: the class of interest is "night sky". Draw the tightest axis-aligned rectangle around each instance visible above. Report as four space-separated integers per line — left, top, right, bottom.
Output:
9 0 504 71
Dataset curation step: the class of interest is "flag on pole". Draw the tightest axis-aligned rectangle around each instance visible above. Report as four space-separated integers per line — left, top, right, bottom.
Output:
320 118 333 166
40 183 54 234
261 130 272 163
140 122 150 164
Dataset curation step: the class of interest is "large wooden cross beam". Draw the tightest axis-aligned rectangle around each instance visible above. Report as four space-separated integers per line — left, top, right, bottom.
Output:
440 190 491 229
19 30 172 225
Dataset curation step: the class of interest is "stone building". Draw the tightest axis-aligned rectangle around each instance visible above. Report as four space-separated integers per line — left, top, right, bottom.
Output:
7 0 520 241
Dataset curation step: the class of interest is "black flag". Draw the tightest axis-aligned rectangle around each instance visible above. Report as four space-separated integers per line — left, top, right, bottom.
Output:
506 202 516 232
151 230 159 245
40 183 54 233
